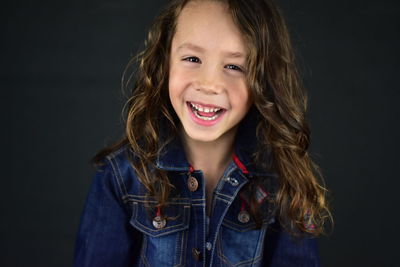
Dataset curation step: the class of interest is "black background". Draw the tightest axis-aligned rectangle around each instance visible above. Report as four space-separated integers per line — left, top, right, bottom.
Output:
2 0 399 266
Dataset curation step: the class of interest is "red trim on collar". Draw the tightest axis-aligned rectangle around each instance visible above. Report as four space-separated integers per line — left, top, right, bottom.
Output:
233 152 249 174
156 206 161 217
189 165 195 173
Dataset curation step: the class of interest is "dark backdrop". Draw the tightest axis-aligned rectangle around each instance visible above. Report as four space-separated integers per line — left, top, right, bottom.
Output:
2 0 399 266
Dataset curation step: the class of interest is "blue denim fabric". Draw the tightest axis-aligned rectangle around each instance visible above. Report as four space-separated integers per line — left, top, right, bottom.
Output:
74 113 320 266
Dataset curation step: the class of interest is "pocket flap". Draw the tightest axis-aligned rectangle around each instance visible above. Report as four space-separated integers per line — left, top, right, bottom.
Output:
130 200 190 237
222 197 275 232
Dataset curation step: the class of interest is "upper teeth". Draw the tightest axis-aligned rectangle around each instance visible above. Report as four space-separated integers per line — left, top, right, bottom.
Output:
190 102 221 113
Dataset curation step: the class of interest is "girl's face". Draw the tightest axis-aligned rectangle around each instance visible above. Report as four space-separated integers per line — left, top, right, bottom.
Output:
169 0 252 144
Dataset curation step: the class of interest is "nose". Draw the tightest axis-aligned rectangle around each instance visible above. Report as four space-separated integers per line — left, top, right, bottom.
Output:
195 65 224 95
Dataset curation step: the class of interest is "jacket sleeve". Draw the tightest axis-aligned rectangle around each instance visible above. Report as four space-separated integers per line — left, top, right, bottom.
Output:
74 161 142 267
263 221 320 267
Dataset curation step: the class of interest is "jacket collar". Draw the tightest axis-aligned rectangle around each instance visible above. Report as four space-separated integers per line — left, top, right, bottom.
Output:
155 107 273 177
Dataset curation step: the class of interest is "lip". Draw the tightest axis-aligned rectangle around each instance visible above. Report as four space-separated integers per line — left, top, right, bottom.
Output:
186 102 226 126
188 101 225 110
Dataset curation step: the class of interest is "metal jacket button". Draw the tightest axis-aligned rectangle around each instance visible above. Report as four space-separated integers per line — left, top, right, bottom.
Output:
238 210 250 223
225 177 239 186
188 176 199 192
152 216 166 229
206 242 212 251
192 248 202 261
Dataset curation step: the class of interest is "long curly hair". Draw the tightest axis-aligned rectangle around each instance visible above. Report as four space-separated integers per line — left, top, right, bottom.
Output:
94 0 331 236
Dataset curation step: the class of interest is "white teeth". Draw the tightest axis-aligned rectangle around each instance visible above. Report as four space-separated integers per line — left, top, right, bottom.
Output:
189 102 223 121
193 111 219 121
190 102 221 113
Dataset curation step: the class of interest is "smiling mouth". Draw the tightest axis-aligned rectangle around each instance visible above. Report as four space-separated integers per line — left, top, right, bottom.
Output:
187 102 225 121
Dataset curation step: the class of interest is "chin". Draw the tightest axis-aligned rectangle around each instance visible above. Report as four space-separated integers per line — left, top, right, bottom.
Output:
184 128 222 143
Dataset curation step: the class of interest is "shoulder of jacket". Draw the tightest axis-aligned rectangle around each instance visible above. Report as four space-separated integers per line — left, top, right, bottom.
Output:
97 144 144 199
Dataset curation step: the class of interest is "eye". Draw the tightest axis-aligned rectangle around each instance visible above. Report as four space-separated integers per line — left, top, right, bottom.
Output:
183 56 201 63
225 64 244 72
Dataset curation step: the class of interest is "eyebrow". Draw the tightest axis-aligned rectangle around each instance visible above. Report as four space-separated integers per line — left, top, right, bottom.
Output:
176 42 246 58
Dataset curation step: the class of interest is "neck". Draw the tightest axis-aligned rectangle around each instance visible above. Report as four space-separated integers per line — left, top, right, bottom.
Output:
181 127 237 178
181 126 238 217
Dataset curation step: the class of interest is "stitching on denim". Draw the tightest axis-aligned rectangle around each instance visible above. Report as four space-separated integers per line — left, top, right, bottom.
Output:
112 156 127 194
173 231 181 267
221 221 257 232
202 193 206 267
215 192 235 201
189 192 206 267
251 225 268 265
217 242 253 266
216 234 233 267
191 203 206 206
219 237 237 267
135 204 189 267
107 149 129 196
213 196 231 204
155 162 189 171
140 235 150 267
190 198 206 201
106 145 126 162
192 197 199 261
237 228 263 266
183 225 189 266
173 226 188 267
208 179 248 266
123 198 191 205
173 230 182 267
237 171 249 182
217 228 259 267
122 194 191 201
236 256 261 267
218 241 260 267
223 161 237 178
211 163 238 199
107 157 128 200
190 200 206 204
124 195 191 199
217 226 266 267
221 217 272 232
132 206 190 237
122 194 191 204
175 206 190 267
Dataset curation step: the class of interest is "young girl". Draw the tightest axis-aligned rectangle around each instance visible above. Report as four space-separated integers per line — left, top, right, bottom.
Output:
74 0 330 266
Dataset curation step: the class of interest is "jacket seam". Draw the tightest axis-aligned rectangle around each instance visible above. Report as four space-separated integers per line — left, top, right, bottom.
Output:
105 157 128 207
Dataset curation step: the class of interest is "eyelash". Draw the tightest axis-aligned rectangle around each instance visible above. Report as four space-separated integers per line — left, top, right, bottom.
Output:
183 56 244 72
184 56 200 63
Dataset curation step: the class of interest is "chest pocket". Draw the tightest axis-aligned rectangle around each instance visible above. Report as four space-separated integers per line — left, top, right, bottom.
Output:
217 196 275 267
130 199 190 267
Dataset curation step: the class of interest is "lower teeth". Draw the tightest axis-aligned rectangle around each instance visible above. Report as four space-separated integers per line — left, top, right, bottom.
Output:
193 110 219 121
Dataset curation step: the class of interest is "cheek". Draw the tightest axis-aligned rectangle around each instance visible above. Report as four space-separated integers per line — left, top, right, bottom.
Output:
169 66 186 93
168 68 180 100
168 67 190 113
229 82 252 110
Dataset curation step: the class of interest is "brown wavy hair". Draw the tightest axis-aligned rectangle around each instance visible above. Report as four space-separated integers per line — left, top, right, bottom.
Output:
94 0 331 236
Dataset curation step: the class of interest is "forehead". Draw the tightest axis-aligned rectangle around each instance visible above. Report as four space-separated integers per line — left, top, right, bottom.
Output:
172 1 247 55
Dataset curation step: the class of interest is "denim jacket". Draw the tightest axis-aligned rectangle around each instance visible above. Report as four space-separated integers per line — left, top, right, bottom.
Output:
74 114 320 267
